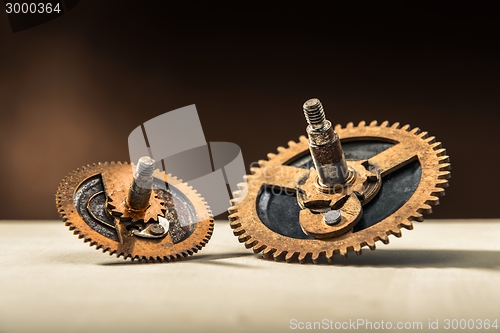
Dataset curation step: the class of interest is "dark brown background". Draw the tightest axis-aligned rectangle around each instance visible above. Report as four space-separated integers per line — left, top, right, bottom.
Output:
0 3 498 220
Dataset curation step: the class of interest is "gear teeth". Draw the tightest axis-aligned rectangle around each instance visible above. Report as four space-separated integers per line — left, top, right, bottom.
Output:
334 124 342 131
419 131 429 139
435 179 449 188
253 242 267 253
425 136 436 144
273 250 286 261
277 146 286 153
409 212 424 222
369 120 377 127
390 230 403 238
285 252 298 263
311 252 322 264
325 249 334 260
401 124 411 131
267 153 277 159
437 155 449 163
391 122 401 129
257 160 268 167
298 252 311 264
431 187 446 197
410 127 421 135
249 167 259 175
358 120 366 127
232 227 245 236
262 247 276 259
435 148 447 155
438 163 451 171
399 219 414 230
430 142 442 150
426 195 440 205
238 234 251 243
346 122 354 128
299 135 308 143
228 210 241 223
288 140 297 147
374 235 390 245
229 215 240 225
417 204 433 214
244 238 258 249
380 120 389 127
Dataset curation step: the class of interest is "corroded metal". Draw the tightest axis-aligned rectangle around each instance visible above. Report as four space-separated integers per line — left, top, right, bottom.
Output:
102 162 165 224
304 98 349 186
229 121 451 263
126 156 156 211
56 162 214 262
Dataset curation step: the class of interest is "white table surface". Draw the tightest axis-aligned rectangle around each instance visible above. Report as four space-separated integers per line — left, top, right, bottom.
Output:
0 220 499 333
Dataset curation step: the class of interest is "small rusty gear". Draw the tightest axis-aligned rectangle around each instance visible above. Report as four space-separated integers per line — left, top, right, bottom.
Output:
56 161 214 262
229 119 450 264
103 165 166 223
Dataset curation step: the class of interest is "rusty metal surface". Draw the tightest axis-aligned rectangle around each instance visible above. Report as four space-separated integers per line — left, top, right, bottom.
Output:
56 162 214 262
229 121 450 263
294 161 381 238
102 166 166 223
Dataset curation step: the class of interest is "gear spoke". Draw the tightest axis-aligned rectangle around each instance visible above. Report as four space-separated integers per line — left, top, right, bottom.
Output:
367 142 418 177
260 165 310 192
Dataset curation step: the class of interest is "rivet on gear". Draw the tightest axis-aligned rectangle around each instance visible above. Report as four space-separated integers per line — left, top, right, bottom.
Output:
229 98 451 263
56 157 214 262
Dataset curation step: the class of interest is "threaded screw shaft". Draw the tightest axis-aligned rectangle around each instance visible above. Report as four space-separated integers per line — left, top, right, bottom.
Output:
127 156 156 211
303 98 326 130
135 156 155 179
302 98 349 187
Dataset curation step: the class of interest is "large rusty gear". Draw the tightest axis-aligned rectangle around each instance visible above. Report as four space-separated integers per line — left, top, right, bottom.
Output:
56 161 214 262
229 117 450 264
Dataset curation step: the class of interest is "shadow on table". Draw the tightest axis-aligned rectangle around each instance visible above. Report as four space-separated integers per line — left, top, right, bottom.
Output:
99 249 500 270
275 249 500 270
100 252 256 268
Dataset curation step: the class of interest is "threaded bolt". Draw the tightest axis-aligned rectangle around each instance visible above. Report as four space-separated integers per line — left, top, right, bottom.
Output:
135 156 155 179
303 98 326 130
127 156 156 211
303 98 349 187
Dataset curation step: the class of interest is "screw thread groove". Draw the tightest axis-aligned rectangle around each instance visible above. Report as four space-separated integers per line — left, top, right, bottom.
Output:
303 98 326 129
136 156 155 178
